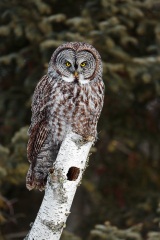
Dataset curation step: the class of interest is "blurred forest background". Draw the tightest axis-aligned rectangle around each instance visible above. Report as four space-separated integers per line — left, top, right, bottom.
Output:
0 0 160 239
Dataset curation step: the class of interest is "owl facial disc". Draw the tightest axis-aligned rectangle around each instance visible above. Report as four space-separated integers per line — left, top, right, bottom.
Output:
53 46 97 85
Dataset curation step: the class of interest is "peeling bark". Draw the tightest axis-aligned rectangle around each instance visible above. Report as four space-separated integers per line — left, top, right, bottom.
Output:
25 132 93 240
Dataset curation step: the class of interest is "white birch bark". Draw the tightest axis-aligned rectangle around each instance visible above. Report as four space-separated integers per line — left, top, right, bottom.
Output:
25 131 93 240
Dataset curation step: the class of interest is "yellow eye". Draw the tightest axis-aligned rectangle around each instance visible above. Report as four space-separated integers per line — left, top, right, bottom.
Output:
80 61 87 67
66 61 71 67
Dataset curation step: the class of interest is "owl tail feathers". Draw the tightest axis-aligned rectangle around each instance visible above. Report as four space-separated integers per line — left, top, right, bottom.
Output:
26 165 47 191
26 165 36 191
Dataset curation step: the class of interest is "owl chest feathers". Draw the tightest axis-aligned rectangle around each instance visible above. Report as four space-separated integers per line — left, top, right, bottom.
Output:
46 79 102 142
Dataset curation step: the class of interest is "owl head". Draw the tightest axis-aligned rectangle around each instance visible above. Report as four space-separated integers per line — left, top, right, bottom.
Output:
48 42 102 84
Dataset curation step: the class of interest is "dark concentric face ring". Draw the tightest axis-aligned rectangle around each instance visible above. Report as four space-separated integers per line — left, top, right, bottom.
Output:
55 48 96 81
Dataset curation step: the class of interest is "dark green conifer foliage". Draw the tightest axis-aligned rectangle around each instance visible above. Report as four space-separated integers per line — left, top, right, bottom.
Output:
0 0 160 239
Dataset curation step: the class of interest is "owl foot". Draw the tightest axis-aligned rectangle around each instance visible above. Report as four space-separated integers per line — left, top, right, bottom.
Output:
83 135 95 142
73 134 95 148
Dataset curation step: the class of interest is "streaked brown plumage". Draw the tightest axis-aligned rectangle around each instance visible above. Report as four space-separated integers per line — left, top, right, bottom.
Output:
26 42 104 191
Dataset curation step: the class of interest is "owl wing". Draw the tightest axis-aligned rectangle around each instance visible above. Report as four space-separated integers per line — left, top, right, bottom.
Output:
89 79 105 138
96 79 105 119
27 75 51 164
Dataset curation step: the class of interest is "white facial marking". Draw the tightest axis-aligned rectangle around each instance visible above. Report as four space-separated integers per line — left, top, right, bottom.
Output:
79 74 90 84
62 74 90 84
62 74 74 82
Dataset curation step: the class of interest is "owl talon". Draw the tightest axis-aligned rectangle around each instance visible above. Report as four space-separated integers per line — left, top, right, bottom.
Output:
74 135 95 148
83 135 95 142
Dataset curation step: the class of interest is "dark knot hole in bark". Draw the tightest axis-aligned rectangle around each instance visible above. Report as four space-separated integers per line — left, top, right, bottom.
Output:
67 167 80 181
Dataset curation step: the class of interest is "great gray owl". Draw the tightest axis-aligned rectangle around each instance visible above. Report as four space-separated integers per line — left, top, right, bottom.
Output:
26 42 104 191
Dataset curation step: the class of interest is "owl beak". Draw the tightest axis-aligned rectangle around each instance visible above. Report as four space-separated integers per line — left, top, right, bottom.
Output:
74 71 79 78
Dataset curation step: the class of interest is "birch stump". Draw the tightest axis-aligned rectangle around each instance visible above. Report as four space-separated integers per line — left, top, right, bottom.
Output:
25 131 93 240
